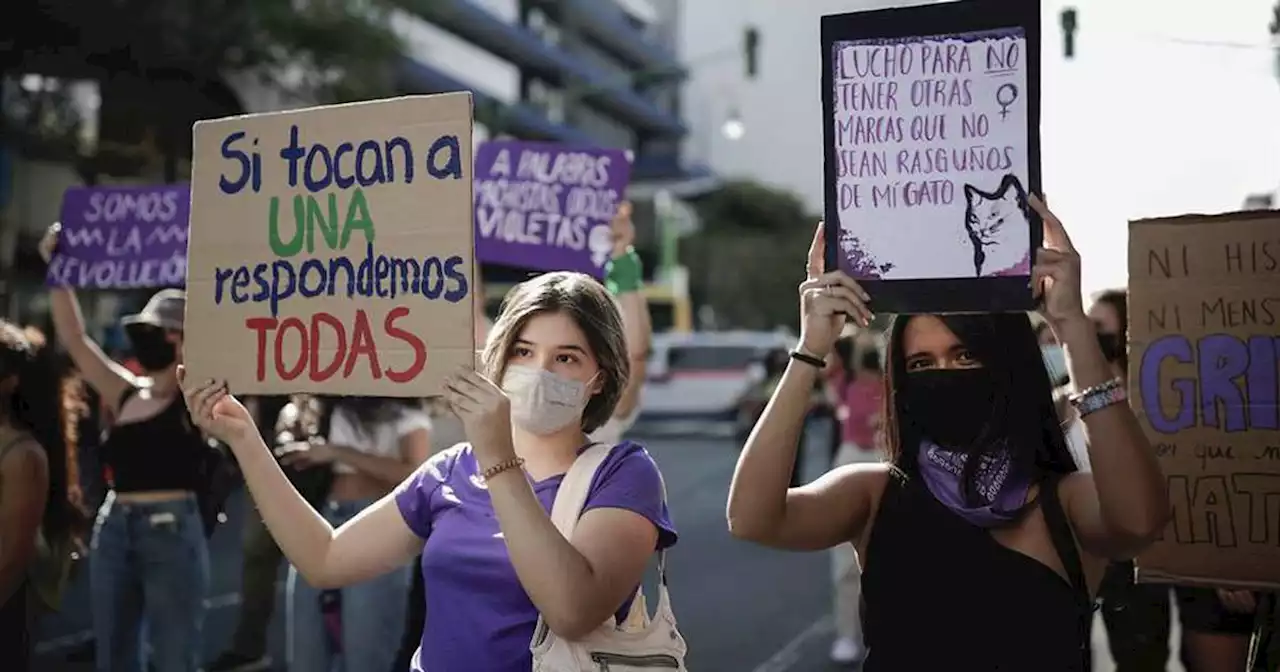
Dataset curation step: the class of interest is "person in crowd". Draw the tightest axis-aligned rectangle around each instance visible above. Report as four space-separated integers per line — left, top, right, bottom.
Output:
182 270 675 672
1076 288 1259 672
267 396 431 671
822 337 856 465
727 202 1169 671
827 343 884 666
586 200 652 446
42 223 214 672
1036 318 1059 346
208 394 332 672
0 322 88 670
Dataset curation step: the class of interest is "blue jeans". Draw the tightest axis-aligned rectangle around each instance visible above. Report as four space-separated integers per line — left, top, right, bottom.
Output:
287 498 413 672
89 491 210 672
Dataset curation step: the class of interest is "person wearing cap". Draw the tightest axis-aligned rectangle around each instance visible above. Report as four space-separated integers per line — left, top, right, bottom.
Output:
41 223 212 672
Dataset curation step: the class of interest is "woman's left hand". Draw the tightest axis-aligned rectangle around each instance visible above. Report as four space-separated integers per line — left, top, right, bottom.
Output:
1028 195 1086 329
444 368 516 468
276 440 337 470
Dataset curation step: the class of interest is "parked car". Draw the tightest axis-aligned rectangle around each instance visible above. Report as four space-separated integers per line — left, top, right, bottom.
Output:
640 331 798 435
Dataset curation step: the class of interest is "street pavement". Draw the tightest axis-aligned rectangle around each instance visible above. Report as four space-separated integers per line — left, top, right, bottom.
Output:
32 418 1179 671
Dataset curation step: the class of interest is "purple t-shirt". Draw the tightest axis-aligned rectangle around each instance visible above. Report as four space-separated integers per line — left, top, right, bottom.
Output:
394 441 678 672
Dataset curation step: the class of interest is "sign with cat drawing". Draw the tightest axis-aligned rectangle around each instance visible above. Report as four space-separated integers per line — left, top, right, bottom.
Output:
821 0 1042 314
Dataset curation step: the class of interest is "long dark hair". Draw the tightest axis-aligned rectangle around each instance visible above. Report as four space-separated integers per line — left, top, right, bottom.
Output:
881 314 1078 501
334 397 423 438
0 324 89 546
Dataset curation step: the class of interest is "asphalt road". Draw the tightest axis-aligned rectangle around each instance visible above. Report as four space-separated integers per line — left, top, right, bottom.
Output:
32 423 842 672
31 419 1169 671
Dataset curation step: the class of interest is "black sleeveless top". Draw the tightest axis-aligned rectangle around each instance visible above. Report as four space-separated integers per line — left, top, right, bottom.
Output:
100 388 207 493
861 470 1093 671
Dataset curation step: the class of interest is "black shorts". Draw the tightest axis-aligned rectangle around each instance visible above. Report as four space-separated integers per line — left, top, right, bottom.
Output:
1175 587 1255 636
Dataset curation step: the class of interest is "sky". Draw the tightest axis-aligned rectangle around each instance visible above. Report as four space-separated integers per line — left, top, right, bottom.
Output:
1038 0 1280 297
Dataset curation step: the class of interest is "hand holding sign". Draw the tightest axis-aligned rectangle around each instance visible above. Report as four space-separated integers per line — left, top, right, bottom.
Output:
39 222 60 265
1028 194 1085 329
179 366 257 446
799 222 873 358
443 368 516 471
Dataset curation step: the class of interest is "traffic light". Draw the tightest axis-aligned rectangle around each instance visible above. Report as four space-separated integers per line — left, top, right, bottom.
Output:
1060 8 1078 59
744 26 760 78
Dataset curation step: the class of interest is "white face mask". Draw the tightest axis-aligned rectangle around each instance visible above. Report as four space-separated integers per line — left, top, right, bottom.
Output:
501 364 591 435
1041 344 1068 386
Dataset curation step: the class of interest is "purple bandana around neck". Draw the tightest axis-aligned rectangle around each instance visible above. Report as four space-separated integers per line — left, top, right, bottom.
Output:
916 440 1031 528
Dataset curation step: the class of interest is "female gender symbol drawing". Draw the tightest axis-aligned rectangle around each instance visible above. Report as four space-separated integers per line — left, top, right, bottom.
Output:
996 83 1019 120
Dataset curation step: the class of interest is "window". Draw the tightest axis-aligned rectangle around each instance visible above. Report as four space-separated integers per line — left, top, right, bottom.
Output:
526 7 561 46
667 346 762 372
527 78 566 124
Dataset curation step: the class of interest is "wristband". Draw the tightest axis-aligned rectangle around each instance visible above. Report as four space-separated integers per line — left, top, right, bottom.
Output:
605 248 643 295
1068 378 1126 418
789 349 827 369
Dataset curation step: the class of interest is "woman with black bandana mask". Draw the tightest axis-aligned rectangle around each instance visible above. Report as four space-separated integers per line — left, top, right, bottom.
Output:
728 199 1169 670
41 223 212 672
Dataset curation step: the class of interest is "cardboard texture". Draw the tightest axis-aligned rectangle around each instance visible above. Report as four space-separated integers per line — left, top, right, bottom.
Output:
184 94 475 397
1129 209 1280 589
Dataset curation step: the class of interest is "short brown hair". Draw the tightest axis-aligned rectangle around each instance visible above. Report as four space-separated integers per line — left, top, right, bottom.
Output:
480 272 629 433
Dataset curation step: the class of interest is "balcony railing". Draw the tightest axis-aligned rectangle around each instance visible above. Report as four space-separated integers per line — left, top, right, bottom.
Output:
394 0 685 137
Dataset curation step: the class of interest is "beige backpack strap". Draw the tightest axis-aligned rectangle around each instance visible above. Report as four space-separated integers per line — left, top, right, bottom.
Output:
547 443 612 538
532 443 613 649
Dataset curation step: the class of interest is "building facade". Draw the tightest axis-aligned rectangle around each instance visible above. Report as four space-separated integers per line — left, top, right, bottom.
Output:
1 0 706 333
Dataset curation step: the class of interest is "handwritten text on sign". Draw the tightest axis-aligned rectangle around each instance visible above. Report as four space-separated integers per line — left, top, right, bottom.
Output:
184 95 475 396
46 185 189 289
831 29 1031 281
1130 211 1280 589
473 141 631 277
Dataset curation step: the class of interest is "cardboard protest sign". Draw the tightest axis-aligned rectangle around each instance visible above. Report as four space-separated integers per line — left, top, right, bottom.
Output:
184 94 475 397
1130 210 1280 590
820 0 1042 314
473 140 631 278
46 185 189 289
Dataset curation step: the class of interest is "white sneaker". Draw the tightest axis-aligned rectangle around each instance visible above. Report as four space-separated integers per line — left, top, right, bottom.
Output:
830 637 864 665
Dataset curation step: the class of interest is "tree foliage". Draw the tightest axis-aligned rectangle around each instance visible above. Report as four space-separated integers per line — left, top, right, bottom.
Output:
681 180 816 331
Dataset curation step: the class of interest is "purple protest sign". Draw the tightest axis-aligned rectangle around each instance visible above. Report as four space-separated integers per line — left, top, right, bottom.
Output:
45 185 190 289
473 141 632 278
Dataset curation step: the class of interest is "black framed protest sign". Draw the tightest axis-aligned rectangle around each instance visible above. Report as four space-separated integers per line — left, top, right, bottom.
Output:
821 0 1042 315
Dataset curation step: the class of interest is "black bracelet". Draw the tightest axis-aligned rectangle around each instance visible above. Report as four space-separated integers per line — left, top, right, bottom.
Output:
789 349 826 369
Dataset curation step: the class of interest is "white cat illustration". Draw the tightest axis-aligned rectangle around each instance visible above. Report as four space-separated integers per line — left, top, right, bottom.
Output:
961 174 1032 277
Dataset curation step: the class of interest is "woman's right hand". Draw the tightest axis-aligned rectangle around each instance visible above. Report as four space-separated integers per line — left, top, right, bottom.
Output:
178 366 258 445
798 222 873 357
39 222 61 264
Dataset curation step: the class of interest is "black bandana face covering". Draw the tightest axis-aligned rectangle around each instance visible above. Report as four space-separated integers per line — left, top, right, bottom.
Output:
1096 332 1123 364
129 327 177 372
902 368 1001 452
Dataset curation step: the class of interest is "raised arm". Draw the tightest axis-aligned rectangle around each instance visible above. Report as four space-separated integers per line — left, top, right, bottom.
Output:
1028 196 1169 558
40 224 134 405
182 373 421 589
727 223 883 551
605 204 651 420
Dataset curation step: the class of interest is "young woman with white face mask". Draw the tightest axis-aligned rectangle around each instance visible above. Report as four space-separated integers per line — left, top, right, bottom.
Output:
180 271 676 672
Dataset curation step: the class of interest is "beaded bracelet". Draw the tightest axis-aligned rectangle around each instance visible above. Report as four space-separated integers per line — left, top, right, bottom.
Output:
1068 378 1127 418
480 456 526 482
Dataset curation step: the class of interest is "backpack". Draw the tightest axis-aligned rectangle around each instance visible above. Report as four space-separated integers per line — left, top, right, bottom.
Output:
530 443 688 671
